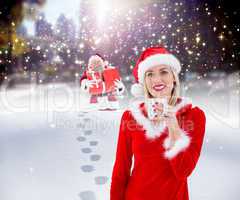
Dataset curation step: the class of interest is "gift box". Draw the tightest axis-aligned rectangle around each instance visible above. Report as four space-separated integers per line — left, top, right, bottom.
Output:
103 67 120 93
86 71 104 95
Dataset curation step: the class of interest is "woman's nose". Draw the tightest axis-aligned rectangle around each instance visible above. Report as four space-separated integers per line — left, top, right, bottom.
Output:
151 74 162 83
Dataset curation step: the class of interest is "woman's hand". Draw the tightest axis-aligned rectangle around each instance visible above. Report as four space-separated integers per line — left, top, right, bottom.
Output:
153 104 182 147
151 102 164 123
163 109 182 147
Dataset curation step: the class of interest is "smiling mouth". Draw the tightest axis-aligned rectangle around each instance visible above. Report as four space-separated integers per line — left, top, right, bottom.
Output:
153 84 166 91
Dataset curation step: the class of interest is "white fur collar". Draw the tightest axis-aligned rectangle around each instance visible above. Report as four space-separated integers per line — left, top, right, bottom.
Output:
128 97 192 140
129 102 166 140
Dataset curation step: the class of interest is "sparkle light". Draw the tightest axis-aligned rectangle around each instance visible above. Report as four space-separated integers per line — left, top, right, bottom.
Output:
196 36 201 43
218 34 224 40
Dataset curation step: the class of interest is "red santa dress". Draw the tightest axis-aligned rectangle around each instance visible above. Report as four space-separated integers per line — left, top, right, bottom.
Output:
110 98 206 200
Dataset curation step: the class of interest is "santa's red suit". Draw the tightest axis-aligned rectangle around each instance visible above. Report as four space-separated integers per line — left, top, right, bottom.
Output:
110 98 206 200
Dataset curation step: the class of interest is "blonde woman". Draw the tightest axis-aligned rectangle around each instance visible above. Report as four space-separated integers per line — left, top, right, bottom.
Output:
110 47 206 200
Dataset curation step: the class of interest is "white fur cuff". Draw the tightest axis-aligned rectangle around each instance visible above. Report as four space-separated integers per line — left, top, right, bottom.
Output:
163 130 191 160
80 79 89 92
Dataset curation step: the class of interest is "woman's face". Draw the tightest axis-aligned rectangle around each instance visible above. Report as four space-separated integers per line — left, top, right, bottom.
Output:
145 65 175 99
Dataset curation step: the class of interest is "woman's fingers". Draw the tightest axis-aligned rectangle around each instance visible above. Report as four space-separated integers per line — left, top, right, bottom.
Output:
163 112 178 128
163 111 175 118
153 103 163 110
149 103 176 122
152 103 164 118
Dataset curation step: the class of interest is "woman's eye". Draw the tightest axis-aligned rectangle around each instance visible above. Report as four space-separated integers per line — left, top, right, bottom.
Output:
161 70 169 75
146 72 153 77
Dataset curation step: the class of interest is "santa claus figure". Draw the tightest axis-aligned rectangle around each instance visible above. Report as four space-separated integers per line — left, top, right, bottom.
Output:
80 54 125 110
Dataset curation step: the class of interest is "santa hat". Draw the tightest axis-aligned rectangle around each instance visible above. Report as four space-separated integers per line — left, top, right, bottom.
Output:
131 47 181 97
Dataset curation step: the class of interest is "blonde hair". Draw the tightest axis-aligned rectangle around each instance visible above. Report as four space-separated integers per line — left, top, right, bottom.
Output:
144 68 180 106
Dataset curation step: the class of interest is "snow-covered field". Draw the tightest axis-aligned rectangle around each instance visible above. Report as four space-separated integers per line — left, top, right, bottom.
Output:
0 80 239 200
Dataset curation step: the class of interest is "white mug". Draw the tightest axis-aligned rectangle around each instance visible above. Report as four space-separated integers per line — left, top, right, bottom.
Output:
145 98 168 120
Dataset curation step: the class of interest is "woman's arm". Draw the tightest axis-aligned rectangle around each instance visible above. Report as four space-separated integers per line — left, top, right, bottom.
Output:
163 107 206 180
110 111 133 200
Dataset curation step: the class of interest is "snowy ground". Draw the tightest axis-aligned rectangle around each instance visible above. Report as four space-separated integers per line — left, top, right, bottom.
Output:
0 79 239 200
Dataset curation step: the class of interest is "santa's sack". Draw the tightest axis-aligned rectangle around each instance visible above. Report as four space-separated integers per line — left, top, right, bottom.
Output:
103 67 120 93
86 71 104 95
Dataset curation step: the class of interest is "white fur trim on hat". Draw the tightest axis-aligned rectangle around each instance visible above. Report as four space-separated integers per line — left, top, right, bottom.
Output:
131 83 144 97
89 55 103 63
138 54 181 84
